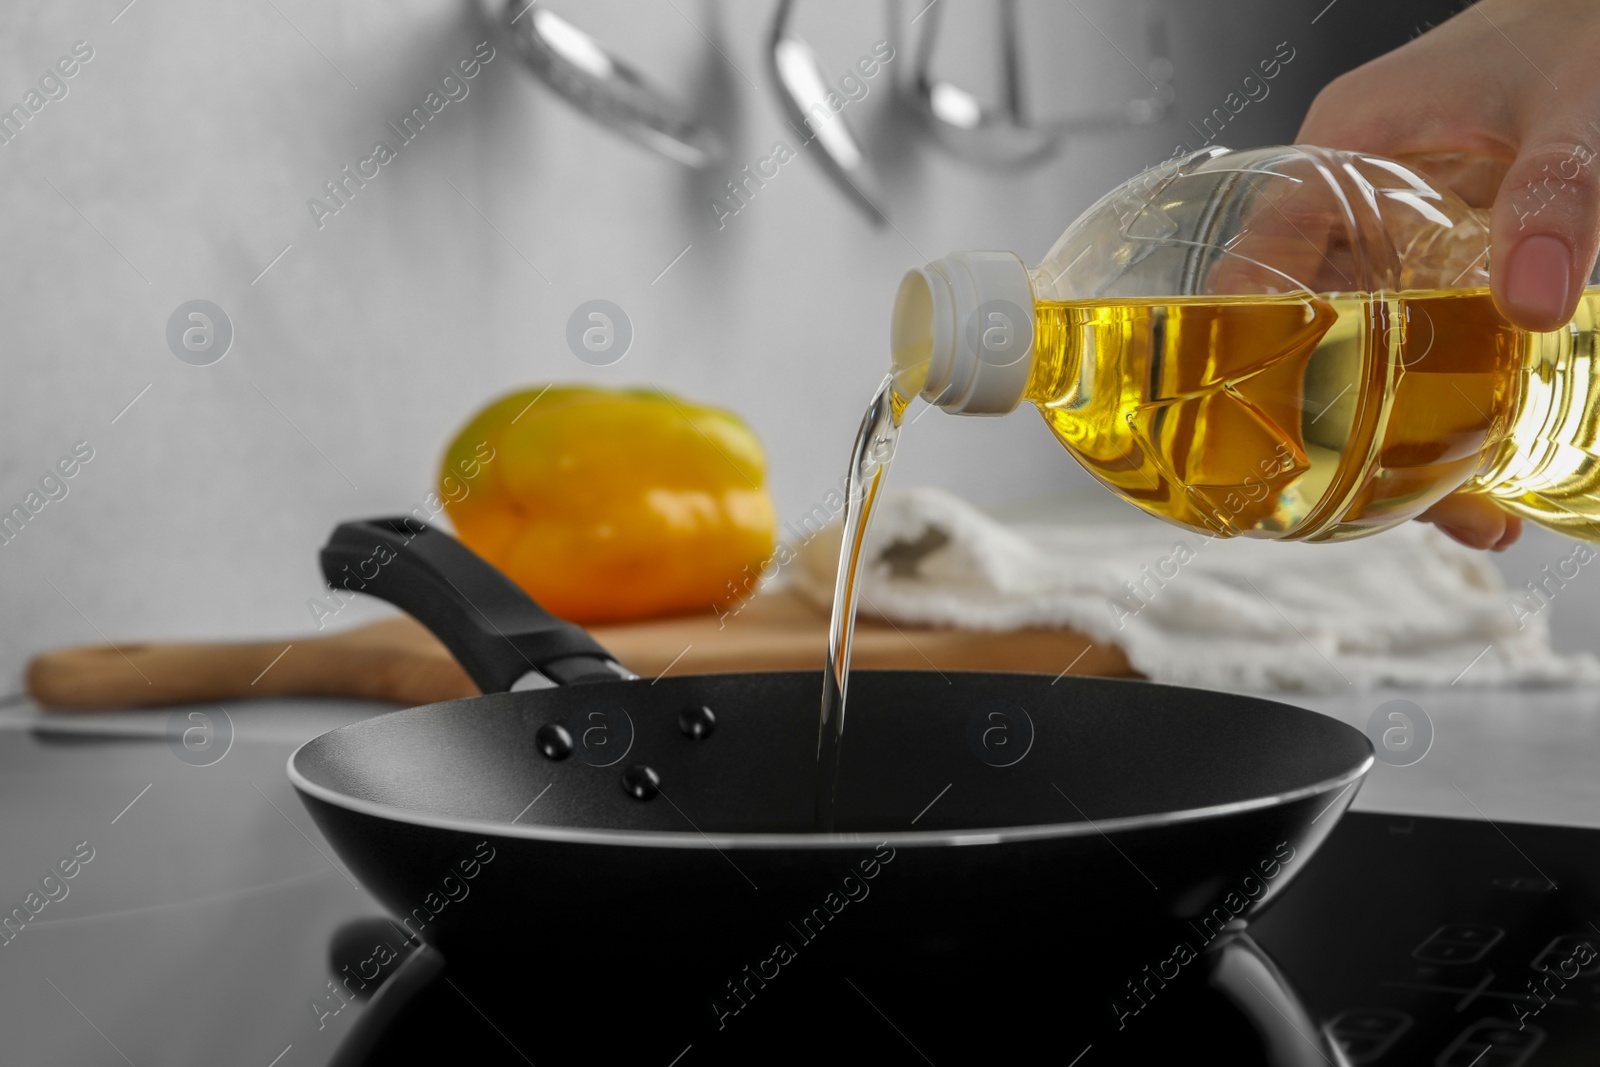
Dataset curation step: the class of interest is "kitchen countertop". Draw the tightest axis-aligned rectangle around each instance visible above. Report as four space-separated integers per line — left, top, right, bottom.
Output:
0 698 387 1066
1 682 1597 1064
1291 685 1600 830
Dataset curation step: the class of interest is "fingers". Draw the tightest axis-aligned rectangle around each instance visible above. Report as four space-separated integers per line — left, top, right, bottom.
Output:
1418 494 1523 551
1294 19 1511 162
1203 152 1363 294
1292 0 1600 334
1501 513 1524 550
1490 130 1600 331
1389 151 1510 210
1296 69 1411 155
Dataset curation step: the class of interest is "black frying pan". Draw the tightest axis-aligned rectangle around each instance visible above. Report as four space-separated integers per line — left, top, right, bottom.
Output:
292 517 1372 1064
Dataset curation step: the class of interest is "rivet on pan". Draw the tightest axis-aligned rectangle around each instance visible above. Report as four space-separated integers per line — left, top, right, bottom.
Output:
536 723 574 761
621 765 660 801
678 704 716 740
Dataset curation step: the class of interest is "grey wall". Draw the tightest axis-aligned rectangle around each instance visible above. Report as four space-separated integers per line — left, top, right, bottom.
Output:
7 0 1580 690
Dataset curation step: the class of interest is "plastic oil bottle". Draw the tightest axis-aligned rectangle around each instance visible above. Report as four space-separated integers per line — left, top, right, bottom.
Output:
816 144 1600 830
889 144 1600 543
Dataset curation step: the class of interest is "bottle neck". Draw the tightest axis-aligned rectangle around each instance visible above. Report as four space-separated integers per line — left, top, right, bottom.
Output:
891 252 1037 415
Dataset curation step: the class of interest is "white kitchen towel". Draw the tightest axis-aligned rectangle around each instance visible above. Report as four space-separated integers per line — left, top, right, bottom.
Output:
790 487 1600 692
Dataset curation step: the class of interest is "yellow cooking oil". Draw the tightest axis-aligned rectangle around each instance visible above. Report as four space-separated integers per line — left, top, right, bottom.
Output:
1021 287 1600 542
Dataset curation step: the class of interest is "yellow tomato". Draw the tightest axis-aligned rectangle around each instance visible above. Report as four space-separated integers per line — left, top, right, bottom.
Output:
439 385 778 624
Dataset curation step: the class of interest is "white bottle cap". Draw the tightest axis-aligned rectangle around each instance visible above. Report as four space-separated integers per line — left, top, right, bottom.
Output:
891 251 1035 415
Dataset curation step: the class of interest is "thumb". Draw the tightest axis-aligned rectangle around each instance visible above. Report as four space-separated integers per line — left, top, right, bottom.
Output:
1491 130 1600 332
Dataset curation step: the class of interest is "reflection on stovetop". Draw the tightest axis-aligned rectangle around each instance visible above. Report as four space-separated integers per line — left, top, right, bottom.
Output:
321 814 1600 1066
1251 813 1600 1066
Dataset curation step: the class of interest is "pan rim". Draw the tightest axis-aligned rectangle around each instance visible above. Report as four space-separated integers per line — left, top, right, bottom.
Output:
285 746 1374 851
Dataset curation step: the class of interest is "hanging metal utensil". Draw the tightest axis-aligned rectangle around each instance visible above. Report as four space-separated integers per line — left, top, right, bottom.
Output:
766 0 890 223
484 0 724 168
905 0 1174 169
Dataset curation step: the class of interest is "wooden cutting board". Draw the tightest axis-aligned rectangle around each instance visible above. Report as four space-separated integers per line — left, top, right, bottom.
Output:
25 591 1132 711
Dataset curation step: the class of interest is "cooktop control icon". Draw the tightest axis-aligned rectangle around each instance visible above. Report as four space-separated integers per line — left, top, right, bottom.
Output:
1411 924 1505 964
1437 1018 1544 1067
1327 1008 1411 1064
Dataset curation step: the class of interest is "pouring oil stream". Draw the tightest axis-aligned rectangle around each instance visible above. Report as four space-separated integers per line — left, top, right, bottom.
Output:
816 372 913 831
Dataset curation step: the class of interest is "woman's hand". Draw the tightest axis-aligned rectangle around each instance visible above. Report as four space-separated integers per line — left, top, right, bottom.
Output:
1299 0 1600 550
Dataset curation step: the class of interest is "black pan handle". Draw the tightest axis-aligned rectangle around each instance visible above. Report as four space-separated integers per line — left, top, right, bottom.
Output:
320 517 635 692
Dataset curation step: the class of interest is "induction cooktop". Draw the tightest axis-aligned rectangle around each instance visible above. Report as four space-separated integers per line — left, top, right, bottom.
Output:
318 812 1600 1066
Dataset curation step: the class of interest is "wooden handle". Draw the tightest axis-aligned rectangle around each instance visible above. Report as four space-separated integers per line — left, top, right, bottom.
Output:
27 594 1132 712
26 618 476 711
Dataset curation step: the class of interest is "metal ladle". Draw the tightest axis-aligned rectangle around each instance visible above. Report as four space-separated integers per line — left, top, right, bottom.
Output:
766 0 889 223
906 0 1174 169
484 0 724 168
